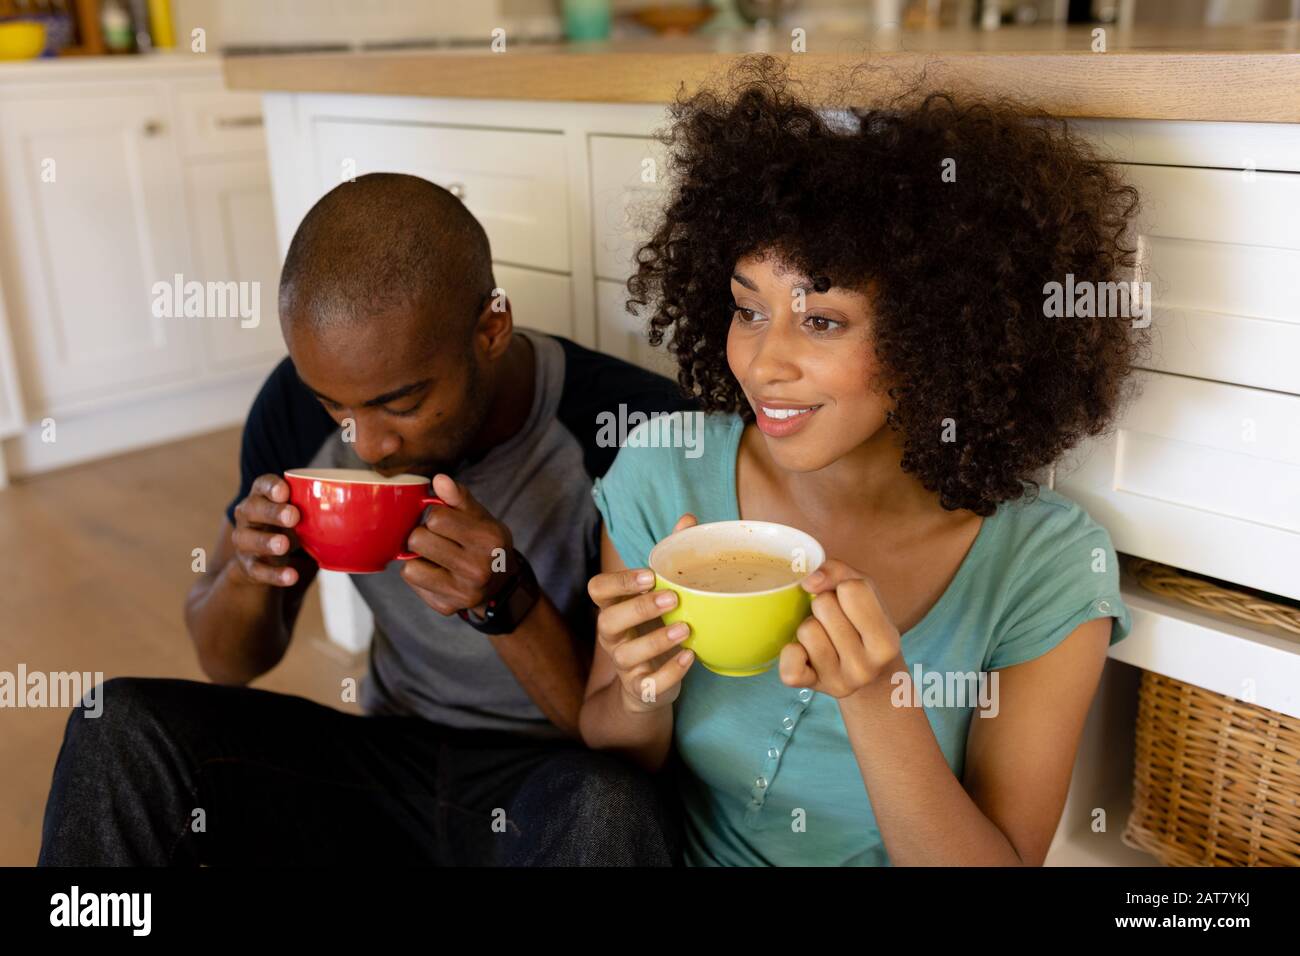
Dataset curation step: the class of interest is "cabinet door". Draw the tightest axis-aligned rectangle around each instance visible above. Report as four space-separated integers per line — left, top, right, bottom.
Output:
186 159 286 374
590 135 669 282
0 88 196 413
595 278 676 378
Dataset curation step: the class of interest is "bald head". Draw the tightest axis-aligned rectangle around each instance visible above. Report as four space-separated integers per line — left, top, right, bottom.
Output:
279 173 495 341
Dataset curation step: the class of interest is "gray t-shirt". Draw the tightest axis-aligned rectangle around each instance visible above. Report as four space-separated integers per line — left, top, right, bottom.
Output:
227 327 696 738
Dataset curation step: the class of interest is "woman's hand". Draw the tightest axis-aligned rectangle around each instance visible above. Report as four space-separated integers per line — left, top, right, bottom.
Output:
780 558 903 699
587 513 698 713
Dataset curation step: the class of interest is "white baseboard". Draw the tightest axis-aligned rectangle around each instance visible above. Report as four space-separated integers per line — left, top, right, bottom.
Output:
1 369 269 477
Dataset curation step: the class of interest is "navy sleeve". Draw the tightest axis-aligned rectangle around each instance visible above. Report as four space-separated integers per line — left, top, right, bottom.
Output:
552 335 698 481
225 357 339 527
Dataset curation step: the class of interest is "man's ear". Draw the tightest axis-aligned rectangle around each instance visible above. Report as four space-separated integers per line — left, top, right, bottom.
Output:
475 290 513 361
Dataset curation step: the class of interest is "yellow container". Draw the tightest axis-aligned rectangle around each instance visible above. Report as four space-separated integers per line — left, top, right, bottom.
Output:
0 21 47 60
649 520 825 677
148 0 176 49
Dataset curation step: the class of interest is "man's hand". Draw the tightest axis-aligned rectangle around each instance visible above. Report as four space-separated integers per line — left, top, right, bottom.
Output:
229 474 315 588
399 474 515 616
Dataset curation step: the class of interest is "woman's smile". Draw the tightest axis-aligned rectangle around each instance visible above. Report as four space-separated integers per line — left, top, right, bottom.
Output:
753 399 824 437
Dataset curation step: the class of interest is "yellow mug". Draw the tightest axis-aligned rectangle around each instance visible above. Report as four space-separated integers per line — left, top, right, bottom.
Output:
649 520 826 677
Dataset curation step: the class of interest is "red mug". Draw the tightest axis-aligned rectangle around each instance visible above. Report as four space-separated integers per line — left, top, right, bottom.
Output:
283 468 445 574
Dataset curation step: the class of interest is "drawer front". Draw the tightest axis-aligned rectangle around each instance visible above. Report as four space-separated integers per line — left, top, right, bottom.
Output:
1125 164 1300 395
1056 370 1300 601
174 82 267 159
595 278 676 378
312 120 569 273
495 265 572 340
590 135 669 282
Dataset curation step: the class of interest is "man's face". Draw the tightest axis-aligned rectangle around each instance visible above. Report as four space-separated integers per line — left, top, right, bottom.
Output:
285 307 489 478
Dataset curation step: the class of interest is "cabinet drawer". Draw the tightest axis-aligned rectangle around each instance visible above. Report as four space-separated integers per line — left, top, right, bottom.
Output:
590 135 669 282
495 265 572 340
595 278 675 378
1125 164 1300 395
174 82 266 159
311 120 569 273
1056 371 1300 601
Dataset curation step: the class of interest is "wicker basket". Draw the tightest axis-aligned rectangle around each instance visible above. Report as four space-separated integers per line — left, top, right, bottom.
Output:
1121 559 1300 867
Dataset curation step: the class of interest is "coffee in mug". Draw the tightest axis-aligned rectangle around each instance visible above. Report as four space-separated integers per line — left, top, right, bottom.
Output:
666 549 804 593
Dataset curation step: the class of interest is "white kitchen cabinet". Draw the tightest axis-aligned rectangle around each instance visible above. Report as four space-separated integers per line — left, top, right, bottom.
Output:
0 56 283 476
173 81 268 160
0 86 197 413
185 158 285 373
0 274 24 459
1123 163 1300 395
1057 371 1300 602
589 134 669 283
495 264 573 340
595 277 675 378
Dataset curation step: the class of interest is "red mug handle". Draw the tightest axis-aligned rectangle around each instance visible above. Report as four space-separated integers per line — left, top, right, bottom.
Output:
395 496 446 560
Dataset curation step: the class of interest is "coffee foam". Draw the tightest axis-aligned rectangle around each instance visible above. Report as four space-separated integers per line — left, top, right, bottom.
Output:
284 468 428 486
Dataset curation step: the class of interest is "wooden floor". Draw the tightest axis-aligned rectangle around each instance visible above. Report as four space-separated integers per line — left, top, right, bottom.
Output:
0 428 365 865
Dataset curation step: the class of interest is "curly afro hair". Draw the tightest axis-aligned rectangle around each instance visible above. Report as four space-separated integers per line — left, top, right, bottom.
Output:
627 55 1147 516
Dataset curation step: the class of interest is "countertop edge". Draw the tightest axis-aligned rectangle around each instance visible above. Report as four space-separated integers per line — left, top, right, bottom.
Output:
222 49 1300 123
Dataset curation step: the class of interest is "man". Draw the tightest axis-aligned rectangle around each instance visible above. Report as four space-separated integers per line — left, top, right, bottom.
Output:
39 173 695 865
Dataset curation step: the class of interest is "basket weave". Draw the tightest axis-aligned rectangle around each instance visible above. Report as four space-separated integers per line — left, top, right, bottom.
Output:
1122 560 1300 867
1130 559 1300 637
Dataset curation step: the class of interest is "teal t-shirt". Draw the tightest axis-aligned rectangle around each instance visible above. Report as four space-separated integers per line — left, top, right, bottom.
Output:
590 411 1132 867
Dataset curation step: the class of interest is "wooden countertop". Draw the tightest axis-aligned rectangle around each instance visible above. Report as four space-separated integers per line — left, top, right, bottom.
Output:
224 21 1300 123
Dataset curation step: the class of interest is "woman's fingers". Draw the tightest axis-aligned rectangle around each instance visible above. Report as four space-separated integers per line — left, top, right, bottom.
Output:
610 620 691 673
793 614 839 680
835 578 901 667
800 557 865 595
778 640 817 687
671 512 698 533
596 587 678 645
810 591 872 683
628 646 695 707
588 567 656 609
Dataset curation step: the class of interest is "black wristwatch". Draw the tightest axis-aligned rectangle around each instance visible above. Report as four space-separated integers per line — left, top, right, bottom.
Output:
457 549 540 635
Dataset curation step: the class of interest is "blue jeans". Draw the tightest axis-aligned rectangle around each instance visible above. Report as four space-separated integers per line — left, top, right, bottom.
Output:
38 677 682 866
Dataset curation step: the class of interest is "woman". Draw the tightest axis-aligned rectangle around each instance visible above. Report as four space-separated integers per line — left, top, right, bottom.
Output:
579 57 1145 866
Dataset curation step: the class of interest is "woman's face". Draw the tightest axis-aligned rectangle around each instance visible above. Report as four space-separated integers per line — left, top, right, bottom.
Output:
726 252 889 473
